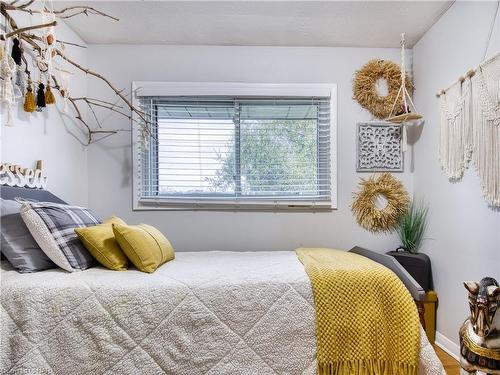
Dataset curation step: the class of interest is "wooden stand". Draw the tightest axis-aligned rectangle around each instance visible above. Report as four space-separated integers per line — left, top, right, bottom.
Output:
415 300 426 330
415 291 438 344
423 291 438 343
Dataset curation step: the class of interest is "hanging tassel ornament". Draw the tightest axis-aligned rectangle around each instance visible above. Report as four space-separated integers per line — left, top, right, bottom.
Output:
1 75 15 126
44 82 55 105
43 27 57 76
23 78 35 113
46 27 56 47
11 38 22 66
15 67 25 95
57 63 72 113
36 82 46 111
10 39 25 96
61 88 69 113
1 43 17 126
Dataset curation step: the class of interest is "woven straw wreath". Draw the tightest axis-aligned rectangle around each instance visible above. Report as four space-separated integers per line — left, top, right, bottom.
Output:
353 59 412 119
351 173 410 233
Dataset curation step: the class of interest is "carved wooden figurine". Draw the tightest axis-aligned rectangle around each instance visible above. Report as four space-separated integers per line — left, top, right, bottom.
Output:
460 277 500 374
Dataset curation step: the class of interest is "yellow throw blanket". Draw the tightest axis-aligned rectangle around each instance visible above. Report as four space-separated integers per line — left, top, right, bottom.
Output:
296 248 420 375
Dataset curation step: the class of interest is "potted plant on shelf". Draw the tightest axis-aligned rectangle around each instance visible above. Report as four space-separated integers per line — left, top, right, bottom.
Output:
387 200 433 291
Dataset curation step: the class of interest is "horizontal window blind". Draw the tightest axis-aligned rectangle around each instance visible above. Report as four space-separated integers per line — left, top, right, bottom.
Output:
137 96 332 209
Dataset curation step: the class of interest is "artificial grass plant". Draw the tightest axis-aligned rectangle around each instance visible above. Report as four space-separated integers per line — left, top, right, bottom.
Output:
396 200 428 254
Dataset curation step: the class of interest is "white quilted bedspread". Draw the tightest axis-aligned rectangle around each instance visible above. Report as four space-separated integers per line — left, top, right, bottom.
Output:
0 251 445 375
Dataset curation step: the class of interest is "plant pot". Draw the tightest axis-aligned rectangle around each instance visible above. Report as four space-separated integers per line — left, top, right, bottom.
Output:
386 251 433 291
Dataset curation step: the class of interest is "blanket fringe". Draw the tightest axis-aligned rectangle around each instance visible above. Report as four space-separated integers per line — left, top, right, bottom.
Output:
318 360 418 375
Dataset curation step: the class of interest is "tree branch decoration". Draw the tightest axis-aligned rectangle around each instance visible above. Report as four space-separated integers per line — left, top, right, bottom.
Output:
351 173 410 233
0 1 150 144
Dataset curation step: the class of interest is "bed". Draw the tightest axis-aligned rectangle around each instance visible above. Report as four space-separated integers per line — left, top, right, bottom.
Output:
1 251 444 375
0 187 445 374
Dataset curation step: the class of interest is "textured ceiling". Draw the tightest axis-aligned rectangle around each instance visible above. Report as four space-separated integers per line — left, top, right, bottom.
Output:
54 1 453 47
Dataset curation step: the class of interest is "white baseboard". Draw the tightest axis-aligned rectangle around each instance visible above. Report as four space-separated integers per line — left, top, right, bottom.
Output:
435 331 460 361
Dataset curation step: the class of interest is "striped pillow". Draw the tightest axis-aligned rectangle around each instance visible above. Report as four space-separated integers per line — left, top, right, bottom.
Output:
20 201 101 272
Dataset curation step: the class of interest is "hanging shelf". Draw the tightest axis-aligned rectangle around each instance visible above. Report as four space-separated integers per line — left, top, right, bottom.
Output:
386 33 423 124
386 113 422 124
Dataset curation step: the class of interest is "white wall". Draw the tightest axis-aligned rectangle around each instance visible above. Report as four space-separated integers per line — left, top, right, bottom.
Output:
86 45 413 252
413 1 500 352
3 0 498 356
0 15 89 206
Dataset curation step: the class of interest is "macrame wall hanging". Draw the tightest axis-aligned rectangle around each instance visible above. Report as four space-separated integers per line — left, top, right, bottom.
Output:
436 1 500 206
438 75 472 180
471 54 500 206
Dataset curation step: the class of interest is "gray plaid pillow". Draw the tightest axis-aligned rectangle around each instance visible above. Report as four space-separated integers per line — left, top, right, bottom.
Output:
20 201 102 272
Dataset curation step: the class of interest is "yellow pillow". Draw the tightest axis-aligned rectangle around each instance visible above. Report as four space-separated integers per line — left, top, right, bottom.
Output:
75 216 129 271
112 223 175 273
105 216 127 226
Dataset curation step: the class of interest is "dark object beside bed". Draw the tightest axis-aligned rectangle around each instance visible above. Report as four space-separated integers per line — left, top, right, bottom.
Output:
387 250 433 292
350 247 426 301
349 246 427 328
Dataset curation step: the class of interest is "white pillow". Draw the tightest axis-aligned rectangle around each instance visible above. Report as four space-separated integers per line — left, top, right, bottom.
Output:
20 207 75 272
20 201 101 272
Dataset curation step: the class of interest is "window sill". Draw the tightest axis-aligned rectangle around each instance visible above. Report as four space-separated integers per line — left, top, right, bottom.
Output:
134 199 335 212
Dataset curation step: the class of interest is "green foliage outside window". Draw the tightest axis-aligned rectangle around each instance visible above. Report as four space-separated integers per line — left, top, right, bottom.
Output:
207 119 318 197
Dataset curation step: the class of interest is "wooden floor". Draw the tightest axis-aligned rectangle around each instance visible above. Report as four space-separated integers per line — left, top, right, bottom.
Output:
434 345 460 375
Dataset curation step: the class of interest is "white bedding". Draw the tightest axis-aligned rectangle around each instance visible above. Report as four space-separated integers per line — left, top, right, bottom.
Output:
0 251 445 374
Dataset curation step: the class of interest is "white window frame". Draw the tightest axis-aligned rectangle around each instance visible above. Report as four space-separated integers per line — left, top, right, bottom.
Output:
132 82 337 211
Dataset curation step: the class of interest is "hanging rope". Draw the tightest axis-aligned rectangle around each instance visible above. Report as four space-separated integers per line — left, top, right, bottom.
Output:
385 33 423 151
483 0 500 60
401 35 408 113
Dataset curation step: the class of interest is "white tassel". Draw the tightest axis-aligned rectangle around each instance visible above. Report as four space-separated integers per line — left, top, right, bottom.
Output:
58 66 72 113
0 44 17 127
3 103 13 127
15 66 25 96
401 123 408 153
2 78 15 127
497 77 500 103
63 96 69 113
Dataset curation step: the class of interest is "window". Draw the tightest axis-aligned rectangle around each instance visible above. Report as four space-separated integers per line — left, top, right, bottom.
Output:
133 83 336 211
